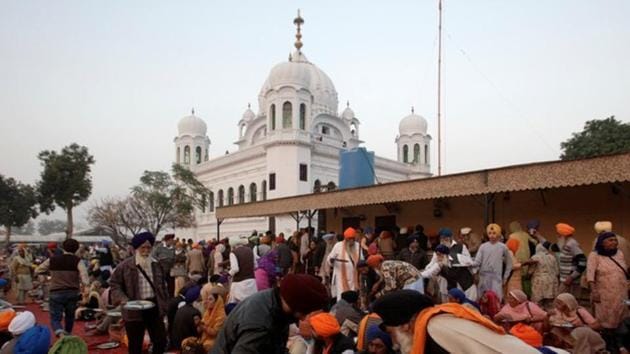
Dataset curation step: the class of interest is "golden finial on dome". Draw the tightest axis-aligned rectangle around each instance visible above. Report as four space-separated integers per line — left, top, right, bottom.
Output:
293 9 304 52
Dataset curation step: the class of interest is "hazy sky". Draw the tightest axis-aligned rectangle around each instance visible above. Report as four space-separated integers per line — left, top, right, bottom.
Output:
1 1 629 225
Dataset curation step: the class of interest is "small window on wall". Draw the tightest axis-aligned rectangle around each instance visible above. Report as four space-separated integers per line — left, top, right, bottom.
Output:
269 173 276 191
282 101 292 128
195 146 202 164
209 191 214 212
322 126 330 135
270 104 276 130
299 164 307 181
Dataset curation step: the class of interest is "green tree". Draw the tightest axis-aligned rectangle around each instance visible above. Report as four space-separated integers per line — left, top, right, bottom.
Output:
37 143 95 238
130 163 209 236
560 116 630 160
14 221 35 235
37 219 67 236
0 175 38 244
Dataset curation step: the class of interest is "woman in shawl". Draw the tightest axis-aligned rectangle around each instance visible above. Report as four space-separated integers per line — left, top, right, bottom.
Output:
447 288 480 312
586 232 628 331
254 250 279 290
10 246 33 305
494 289 547 333
548 293 600 348
528 242 559 308
478 290 501 319
198 284 226 351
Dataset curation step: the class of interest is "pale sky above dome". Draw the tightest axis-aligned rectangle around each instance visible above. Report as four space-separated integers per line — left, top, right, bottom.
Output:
1 0 629 224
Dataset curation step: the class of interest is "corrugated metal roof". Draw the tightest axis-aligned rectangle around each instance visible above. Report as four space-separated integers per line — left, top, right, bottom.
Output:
216 153 630 219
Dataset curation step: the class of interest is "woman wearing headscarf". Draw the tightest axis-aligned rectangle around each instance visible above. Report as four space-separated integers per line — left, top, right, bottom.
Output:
494 289 547 333
528 242 559 307
198 284 226 351
571 327 607 354
255 250 279 290
548 293 599 348
587 231 629 331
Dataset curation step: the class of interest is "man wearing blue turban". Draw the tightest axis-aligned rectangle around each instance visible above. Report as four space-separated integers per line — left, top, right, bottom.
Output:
110 231 169 354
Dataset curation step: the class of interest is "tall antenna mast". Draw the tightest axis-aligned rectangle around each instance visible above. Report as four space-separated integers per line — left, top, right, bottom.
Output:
437 0 443 176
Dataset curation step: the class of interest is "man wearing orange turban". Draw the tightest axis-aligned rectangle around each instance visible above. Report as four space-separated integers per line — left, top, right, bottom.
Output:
505 239 523 295
308 312 355 353
555 223 575 237
327 228 363 300
555 222 586 296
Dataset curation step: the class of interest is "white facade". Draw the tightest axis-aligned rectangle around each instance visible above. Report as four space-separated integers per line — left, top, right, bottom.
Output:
174 13 432 241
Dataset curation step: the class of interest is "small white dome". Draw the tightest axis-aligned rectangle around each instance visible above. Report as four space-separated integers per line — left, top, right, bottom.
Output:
241 105 256 122
178 112 207 136
399 111 428 136
260 50 338 114
341 105 355 121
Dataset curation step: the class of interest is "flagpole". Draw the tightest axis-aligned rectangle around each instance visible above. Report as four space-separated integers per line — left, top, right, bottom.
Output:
437 0 443 176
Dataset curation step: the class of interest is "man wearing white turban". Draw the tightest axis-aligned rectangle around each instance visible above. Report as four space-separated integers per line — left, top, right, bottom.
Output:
1 311 36 353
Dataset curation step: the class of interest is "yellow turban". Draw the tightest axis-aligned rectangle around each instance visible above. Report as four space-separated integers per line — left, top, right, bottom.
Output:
486 223 502 235
594 221 612 234
556 223 575 237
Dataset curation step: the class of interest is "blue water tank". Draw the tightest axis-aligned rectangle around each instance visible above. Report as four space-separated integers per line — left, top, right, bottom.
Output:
339 148 375 189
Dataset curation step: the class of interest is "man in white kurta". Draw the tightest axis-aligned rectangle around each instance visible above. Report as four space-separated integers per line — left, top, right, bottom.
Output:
327 228 363 300
473 223 512 302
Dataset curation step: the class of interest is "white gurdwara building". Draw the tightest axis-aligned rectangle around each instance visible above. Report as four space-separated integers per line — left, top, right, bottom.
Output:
174 12 432 240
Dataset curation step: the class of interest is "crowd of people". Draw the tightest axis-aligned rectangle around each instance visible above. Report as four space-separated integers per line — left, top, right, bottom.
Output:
0 219 627 354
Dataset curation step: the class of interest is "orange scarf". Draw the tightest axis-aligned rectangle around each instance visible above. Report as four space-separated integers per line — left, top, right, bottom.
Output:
339 240 360 293
411 303 505 354
201 296 226 348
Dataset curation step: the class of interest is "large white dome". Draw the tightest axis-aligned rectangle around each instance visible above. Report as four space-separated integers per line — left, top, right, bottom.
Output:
178 112 207 136
399 112 428 136
259 50 338 114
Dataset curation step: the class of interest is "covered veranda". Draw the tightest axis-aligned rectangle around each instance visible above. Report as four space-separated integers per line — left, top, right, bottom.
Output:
216 153 630 247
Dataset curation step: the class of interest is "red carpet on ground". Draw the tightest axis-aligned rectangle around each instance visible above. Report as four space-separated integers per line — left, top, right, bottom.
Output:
25 302 127 354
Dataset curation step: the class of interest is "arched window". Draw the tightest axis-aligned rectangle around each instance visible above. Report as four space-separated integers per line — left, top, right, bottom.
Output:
413 144 420 163
238 185 245 204
327 181 336 192
424 144 429 164
313 179 321 193
176 147 181 163
227 188 234 205
204 148 208 161
209 191 214 212
299 104 306 130
270 104 276 130
201 194 206 213
282 101 292 128
195 146 202 164
218 189 224 207
403 145 409 163
250 183 257 202
184 146 191 164
261 180 267 200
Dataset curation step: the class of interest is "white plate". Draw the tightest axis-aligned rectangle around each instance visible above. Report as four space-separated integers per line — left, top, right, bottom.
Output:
124 300 155 310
